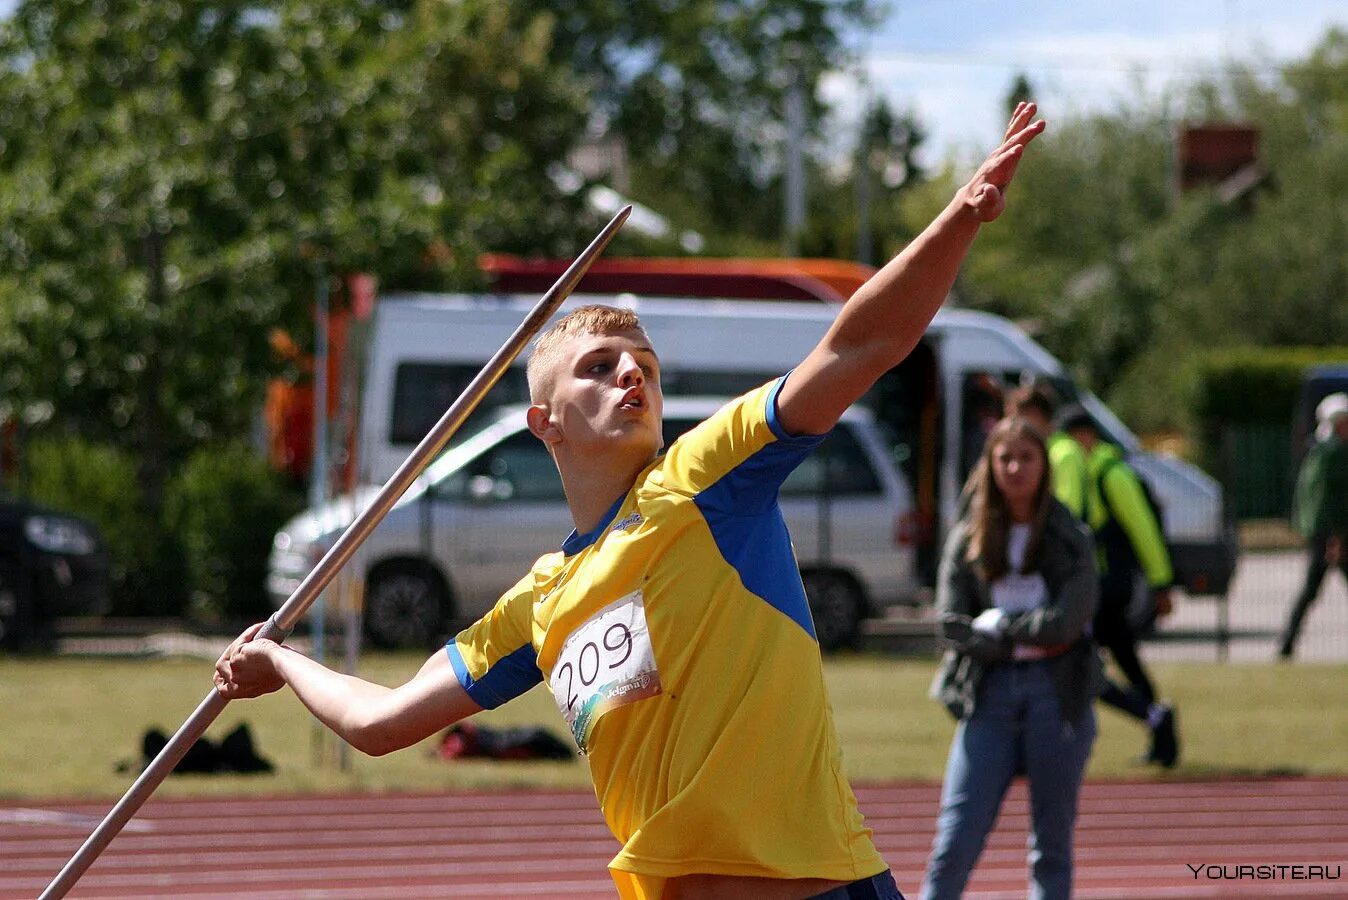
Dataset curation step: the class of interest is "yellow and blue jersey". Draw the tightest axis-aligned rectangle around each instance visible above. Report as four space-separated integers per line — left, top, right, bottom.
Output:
447 378 887 898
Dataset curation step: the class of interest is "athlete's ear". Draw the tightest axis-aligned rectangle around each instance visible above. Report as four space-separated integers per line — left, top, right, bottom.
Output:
526 404 561 445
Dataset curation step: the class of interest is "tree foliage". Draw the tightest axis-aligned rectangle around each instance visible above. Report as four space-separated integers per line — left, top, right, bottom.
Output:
0 0 588 612
0 0 875 614
920 28 1348 435
509 0 882 248
801 95 926 263
0 0 587 505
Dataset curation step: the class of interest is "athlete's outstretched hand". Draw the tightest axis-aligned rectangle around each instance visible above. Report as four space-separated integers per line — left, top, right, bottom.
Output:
961 101 1046 223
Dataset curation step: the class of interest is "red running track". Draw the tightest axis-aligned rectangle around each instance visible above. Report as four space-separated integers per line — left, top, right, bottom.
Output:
3 778 1346 898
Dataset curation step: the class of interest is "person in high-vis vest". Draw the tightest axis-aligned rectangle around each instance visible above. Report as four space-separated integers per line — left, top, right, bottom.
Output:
1059 407 1179 768
1004 385 1089 520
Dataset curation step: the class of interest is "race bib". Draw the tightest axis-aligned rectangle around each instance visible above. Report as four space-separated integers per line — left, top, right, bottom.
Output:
548 590 662 754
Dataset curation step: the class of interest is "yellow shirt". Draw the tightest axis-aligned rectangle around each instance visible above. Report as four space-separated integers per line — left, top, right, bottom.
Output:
447 379 887 898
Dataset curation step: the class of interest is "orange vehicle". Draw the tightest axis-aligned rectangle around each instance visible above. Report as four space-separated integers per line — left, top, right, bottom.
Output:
477 254 876 304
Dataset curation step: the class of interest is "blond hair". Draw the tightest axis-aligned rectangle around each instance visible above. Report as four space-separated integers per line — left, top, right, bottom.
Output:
525 304 651 402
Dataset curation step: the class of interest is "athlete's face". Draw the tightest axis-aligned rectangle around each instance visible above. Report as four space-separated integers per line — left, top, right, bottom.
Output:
990 434 1046 510
535 328 664 460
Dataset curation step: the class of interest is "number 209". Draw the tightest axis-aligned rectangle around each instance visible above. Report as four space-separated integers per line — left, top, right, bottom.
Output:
558 623 634 711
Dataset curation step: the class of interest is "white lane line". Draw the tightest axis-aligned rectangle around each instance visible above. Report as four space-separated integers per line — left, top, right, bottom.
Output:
0 808 155 832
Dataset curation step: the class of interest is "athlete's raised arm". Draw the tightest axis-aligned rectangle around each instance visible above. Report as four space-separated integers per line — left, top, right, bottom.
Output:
777 102 1045 437
215 623 482 757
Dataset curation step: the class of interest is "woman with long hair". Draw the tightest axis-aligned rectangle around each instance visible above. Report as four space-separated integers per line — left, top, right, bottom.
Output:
922 416 1101 900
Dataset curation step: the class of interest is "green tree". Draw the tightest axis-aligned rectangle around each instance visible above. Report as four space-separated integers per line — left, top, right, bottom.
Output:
903 30 1348 436
0 0 587 498
801 96 926 263
0 0 587 612
511 0 883 250
1004 72 1036 118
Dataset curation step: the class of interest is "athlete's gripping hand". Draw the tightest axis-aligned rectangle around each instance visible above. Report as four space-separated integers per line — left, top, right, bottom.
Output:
214 621 286 699
961 101 1046 223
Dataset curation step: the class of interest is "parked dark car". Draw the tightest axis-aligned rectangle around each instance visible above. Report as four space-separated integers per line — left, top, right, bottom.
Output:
0 497 111 649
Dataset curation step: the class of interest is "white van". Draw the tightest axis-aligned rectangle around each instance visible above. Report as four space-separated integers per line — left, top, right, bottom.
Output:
271 398 916 650
352 292 1238 600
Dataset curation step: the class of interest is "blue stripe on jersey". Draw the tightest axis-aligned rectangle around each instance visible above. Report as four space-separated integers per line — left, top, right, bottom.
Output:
694 500 817 639
445 641 543 709
692 383 827 637
562 492 627 556
692 379 827 516
765 373 794 441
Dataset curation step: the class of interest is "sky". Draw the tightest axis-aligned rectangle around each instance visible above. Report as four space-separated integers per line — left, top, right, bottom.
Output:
825 0 1348 168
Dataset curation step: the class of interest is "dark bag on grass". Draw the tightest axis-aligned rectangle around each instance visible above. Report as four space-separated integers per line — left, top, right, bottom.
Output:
136 723 274 775
436 722 573 762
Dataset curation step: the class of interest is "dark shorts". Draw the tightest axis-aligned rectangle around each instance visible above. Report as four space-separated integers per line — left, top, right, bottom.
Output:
809 869 905 899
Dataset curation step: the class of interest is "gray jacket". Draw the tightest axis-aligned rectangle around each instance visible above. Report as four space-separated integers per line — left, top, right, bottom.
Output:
930 500 1102 723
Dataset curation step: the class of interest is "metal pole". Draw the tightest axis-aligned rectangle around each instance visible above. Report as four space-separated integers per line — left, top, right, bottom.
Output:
39 205 631 900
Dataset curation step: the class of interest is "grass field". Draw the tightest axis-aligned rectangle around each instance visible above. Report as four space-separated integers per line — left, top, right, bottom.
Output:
1 652 1344 801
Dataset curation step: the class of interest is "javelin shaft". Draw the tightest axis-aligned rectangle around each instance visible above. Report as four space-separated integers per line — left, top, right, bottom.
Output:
39 205 631 900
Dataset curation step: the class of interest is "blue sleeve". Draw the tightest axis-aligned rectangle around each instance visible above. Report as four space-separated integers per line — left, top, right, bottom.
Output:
445 641 541 710
444 575 542 710
681 376 827 516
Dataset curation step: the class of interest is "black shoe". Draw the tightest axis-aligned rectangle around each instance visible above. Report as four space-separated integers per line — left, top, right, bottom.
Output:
1148 705 1179 768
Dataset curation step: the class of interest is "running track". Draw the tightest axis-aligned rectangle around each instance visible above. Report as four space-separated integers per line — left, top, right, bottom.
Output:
3 778 1346 898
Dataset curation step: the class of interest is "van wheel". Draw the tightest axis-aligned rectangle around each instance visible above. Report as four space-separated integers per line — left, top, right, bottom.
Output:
803 571 863 652
364 563 449 650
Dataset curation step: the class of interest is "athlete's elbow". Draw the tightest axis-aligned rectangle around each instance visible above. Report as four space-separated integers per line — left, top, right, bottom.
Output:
343 715 410 757
359 738 400 758
347 725 403 757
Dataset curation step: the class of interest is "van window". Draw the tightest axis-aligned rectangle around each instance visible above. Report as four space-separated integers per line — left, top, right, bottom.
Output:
662 416 704 448
663 416 879 497
437 432 566 503
866 341 942 582
391 363 530 445
661 370 777 397
781 427 881 496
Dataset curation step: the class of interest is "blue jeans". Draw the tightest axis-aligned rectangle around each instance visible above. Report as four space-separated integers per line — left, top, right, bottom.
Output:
921 661 1096 900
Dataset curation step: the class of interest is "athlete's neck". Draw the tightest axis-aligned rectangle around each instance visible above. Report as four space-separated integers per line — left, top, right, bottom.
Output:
556 448 655 534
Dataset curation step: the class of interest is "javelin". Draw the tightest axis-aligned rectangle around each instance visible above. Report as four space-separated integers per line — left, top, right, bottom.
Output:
39 205 632 899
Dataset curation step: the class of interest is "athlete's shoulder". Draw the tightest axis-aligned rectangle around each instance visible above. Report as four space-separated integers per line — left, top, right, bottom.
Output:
672 381 778 449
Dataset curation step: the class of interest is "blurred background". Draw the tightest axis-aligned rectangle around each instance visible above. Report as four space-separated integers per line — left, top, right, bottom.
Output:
0 0 1344 656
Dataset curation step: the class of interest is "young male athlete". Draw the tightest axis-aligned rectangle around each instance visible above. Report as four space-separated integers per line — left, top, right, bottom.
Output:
215 103 1046 899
